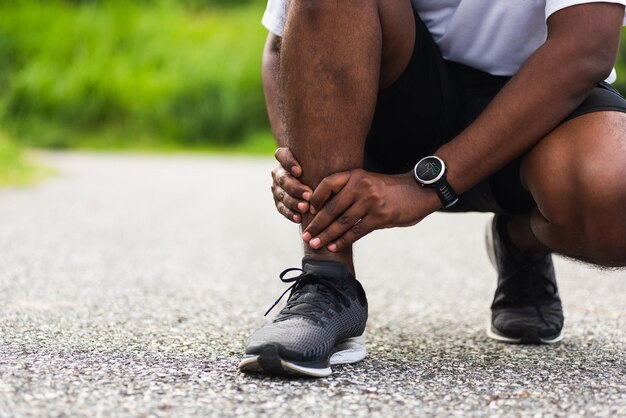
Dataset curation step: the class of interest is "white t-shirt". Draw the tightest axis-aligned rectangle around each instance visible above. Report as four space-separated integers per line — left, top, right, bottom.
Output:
262 0 626 82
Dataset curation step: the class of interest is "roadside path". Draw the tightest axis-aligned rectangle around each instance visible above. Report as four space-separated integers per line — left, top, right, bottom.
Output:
0 153 624 417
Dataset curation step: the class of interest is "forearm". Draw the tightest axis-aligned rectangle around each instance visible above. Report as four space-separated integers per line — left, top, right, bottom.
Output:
435 4 622 196
262 33 287 147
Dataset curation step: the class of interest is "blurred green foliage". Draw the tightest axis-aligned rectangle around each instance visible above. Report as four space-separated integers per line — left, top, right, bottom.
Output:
0 0 625 155
0 0 271 150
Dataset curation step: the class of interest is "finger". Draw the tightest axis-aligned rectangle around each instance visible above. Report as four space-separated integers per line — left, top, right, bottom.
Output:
281 173 313 202
309 171 352 214
276 201 302 223
303 191 355 245
272 166 312 201
272 184 309 213
275 147 302 177
327 217 373 252
306 206 366 250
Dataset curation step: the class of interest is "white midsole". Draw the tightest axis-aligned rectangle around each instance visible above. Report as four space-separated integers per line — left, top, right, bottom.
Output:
239 333 366 377
330 334 366 365
485 219 497 269
238 356 332 377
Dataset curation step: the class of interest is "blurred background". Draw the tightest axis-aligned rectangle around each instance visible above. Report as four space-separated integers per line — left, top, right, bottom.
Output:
1 0 626 185
0 0 270 184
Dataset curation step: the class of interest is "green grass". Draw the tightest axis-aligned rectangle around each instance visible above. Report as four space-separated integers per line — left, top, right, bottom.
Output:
0 0 271 150
70 129 277 154
0 133 51 186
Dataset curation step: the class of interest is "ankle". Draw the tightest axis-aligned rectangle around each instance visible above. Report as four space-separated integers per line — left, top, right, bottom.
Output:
304 248 355 275
505 215 550 254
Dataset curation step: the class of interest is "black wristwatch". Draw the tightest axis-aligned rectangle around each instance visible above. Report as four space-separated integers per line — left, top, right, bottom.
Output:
413 156 459 208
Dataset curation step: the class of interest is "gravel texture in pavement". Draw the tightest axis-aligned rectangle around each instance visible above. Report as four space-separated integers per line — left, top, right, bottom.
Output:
0 153 624 417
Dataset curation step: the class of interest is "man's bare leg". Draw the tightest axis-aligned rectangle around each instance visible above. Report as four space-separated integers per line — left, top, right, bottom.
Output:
240 2 416 376
279 0 416 273
506 215 550 253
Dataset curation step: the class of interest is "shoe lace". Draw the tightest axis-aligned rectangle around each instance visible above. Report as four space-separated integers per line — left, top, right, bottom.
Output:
496 262 559 328
264 267 351 322
496 260 558 321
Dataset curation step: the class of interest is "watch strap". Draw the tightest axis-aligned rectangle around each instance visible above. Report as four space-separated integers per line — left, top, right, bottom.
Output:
434 178 459 208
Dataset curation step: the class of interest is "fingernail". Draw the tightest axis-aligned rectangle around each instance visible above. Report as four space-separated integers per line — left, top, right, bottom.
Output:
302 232 311 241
293 215 301 223
292 167 301 176
328 243 337 252
302 192 311 201
310 238 321 248
297 202 307 212
310 206 316 214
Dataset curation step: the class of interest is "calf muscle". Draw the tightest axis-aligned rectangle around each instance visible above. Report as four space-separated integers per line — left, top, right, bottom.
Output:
280 1 381 225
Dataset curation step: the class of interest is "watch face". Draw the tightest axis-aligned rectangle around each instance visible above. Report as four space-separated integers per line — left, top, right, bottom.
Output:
415 156 445 184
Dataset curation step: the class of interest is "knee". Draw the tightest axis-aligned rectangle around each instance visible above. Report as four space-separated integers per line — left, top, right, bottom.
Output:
289 0 374 19
569 158 626 266
289 0 338 15
527 145 626 266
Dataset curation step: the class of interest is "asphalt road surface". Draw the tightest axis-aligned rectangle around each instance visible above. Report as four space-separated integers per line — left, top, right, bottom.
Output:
0 152 624 417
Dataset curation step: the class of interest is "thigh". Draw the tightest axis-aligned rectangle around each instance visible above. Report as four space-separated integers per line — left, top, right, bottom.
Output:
521 110 626 219
378 0 417 89
364 6 459 175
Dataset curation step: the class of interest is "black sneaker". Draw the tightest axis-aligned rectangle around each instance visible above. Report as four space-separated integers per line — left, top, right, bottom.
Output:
485 215 564 344
239 257 368 377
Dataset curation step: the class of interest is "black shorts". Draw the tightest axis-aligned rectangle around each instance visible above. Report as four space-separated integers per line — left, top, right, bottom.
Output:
364 8 626 215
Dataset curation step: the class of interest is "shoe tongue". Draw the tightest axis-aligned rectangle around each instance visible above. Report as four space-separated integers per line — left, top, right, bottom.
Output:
276 280 328 320
279 258 349 313
290 287 324 305
302 257 349 281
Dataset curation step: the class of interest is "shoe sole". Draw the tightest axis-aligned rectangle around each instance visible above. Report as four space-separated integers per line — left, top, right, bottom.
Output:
238 334 366 378
485 217 497 268
486 320 563 344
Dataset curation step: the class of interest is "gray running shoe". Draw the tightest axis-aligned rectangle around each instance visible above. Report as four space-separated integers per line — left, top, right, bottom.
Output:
485 215 564 344
239 257 368 377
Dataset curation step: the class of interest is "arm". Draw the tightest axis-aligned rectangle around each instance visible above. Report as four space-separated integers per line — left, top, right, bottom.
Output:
437 3 624 195
303 2 625 252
